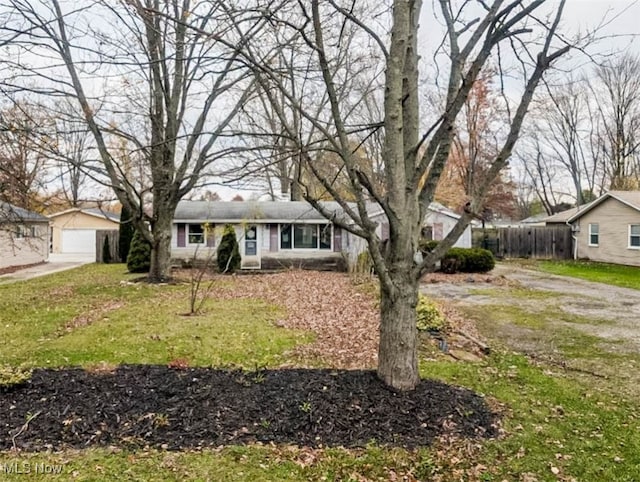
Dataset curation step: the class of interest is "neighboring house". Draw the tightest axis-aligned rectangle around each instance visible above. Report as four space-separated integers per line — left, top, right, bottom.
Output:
364 200 472 248
0 202 50 270
172 201 348 270
49 208 120 256
172 200 471 271
518 213 551 226
566 191 640 267
534 201 596 226
343 201 473 267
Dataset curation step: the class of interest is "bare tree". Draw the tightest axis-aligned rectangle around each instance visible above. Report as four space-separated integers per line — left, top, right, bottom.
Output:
236 1 571 389
1 0 258 281
522 77 604 207
47 100 92 208
0 100 51 210
589 53 640 190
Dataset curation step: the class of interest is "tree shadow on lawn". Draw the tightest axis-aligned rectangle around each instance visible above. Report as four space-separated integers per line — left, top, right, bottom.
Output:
1 366 498 451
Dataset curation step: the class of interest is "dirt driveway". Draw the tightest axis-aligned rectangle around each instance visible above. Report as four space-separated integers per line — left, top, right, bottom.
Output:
422 264 640 353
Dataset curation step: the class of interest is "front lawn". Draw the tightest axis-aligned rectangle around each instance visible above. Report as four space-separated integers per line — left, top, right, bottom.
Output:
538 260 640 290
1 264 640 480
0 264 305 369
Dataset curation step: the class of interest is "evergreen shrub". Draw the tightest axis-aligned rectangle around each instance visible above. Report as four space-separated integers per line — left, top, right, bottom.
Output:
216 224 241 273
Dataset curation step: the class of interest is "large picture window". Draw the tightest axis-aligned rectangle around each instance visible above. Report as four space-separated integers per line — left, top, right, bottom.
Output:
630 225 640 248
294 224 318 249
280 224 331 250
588 223 599 247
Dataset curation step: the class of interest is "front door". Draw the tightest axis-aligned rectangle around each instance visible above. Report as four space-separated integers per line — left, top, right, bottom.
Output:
242 224 261 269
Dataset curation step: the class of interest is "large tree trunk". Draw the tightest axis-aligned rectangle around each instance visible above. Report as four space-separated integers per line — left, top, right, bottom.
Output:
148 215 173 282
377 269 420 391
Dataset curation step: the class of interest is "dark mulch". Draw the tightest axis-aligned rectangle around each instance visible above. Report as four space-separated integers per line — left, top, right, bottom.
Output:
0 366 498 451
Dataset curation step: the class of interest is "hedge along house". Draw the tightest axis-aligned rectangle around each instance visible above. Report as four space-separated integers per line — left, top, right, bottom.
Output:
0 202 50 270
566 190 640 267
172 201 349 270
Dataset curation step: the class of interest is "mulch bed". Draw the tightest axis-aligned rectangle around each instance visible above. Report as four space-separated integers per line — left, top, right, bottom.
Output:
1 366 498 451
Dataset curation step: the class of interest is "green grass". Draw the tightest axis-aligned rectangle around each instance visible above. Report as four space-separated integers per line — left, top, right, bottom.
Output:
0 264 308 368
420 353 640 481
3 264 640 480
538 260 640 290
0 445 437 481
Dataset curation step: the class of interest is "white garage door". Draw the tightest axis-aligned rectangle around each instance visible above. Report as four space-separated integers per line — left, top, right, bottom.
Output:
61 229 96 255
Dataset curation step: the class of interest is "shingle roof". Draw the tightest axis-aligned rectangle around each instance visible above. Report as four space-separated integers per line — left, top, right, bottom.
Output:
365 200 461 220
609 190 640 210
567 191 640 223
429 201 461 219
83 208 120 222
174 201 348 223
540 206 586 224
0 202 49 223
520 213 549 224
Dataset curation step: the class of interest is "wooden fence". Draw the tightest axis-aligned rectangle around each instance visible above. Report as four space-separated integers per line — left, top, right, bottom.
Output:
95 230 120 263
473 226 573 260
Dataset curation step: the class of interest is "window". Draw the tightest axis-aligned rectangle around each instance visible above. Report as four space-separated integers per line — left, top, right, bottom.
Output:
588 223 599 246
294 224 318 249
630 225 640 248
188 224 205 244
319 225 332 250
280 224 331 250
280 224 292 249
15 225 35 239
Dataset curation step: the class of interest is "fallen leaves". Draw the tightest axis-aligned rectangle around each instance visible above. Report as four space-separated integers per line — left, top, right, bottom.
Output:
205 270 381 369
179 269 489 369
61 300 125 333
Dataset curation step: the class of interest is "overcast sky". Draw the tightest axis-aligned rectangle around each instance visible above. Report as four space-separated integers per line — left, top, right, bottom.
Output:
563 0 639 54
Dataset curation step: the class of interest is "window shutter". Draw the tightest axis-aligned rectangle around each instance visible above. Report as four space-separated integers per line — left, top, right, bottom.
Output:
270 224 279 252
206 224 215 247
333 225 342 252
177 223 186 247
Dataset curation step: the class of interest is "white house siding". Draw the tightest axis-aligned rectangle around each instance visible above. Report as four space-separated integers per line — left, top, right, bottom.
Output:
423 211 472 248
0 223 49 270
170 222 219 261
171 222 344 268
573 197 640 267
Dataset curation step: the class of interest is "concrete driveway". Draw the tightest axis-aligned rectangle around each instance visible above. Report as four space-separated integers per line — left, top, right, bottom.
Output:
0 253 94 284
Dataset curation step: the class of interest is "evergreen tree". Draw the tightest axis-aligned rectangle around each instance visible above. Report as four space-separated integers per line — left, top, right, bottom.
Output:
216 224 241 273
127 229 151 273
118 205 134 262
102 235 112 264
